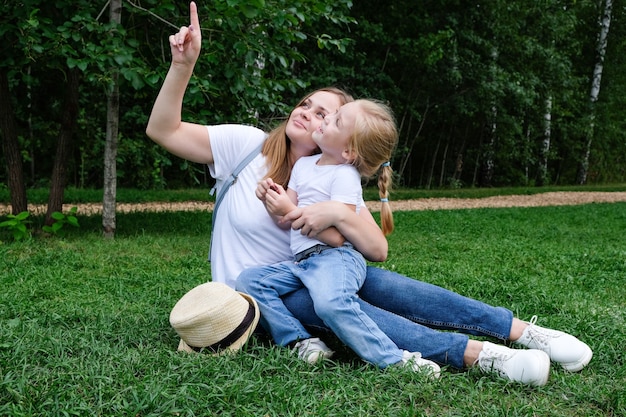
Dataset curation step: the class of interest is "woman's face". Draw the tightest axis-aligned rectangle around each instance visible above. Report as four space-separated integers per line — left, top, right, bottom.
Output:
285 91 344 153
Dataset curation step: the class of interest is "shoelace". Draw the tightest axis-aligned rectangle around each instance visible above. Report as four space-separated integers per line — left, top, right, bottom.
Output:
477 346 511 377
525 315 561 347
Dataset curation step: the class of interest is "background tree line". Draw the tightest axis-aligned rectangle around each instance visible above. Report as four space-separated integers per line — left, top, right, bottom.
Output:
1 0 624 212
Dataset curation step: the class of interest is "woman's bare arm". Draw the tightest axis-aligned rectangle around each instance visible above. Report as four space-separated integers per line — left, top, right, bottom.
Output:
145 2 213 164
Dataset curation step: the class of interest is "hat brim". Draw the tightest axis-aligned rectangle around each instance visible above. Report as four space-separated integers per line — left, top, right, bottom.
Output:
177 291 260 355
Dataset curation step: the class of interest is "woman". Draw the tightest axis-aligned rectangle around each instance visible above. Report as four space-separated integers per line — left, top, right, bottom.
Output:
242 99 442 374
146 2 592 386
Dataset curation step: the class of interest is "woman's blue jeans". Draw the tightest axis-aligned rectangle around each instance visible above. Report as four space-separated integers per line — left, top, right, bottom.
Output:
277 266 514 370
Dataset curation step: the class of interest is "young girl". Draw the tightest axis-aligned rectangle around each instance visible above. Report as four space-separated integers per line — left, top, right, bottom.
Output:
238 100 439 375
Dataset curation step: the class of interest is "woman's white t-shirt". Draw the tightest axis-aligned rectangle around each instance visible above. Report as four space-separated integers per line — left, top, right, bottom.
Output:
207 124 292 289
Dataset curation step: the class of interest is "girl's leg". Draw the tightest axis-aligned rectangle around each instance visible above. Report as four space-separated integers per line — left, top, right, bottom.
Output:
282 284 469 369
236 263 311 346
298 248 404 368
282 287 552 385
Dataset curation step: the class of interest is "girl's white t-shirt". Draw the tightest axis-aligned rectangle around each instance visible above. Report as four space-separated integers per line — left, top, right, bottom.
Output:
207 124 292 289
287 155 362 256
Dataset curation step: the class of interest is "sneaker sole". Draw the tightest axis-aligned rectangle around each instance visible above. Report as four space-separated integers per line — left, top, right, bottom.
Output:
305 350 334 364
560 346 593 372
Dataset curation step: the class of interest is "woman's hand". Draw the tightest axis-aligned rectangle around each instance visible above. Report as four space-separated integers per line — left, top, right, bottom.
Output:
169 2 202 67
285 200 388 262
286 201 341 237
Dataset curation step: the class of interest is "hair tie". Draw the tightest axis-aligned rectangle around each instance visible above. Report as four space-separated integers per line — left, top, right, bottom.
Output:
380 198 389 203
381 161 391 168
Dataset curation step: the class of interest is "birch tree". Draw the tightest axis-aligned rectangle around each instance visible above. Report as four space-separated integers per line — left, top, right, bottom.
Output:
537 96 552 186
577 0 613 184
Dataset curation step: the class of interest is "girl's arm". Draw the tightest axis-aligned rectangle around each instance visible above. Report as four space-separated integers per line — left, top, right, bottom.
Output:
284 201 388 262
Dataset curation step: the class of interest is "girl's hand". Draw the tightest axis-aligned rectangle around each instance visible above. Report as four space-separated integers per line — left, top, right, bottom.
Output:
256 178 277 201
264 183 293 217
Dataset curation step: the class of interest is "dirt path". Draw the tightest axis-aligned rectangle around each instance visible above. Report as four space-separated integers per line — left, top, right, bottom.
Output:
2 191 626 216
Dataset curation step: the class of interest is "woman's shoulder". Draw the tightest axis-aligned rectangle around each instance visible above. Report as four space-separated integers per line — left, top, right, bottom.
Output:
207 123 266 139
208 124 267 156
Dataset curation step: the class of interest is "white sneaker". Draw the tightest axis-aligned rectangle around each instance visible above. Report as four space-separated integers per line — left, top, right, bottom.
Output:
477 341 550 386
400 351 441 379
293 338 334 364
515 316 593 372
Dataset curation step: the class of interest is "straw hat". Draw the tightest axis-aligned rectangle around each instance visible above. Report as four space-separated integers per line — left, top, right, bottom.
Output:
169 282 260 354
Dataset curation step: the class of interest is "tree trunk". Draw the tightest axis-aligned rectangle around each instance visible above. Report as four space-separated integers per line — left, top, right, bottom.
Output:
0 69 28 215
438 138 449 188
426 139 440 190
397 96 430 183
102 0 122 238
480 46 499 188
453 133 466 183
577 0 613 184
45 68 80 225
537 96 552 187
480 106 497 187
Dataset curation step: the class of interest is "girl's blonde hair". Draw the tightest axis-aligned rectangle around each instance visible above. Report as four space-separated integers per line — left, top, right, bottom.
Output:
348 99 399 235
262 87 354 187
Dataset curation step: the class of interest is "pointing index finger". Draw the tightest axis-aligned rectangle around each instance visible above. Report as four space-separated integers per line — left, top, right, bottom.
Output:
189 1 200 30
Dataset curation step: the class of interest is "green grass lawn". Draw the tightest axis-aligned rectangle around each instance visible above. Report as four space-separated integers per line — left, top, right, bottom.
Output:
1 201 625 416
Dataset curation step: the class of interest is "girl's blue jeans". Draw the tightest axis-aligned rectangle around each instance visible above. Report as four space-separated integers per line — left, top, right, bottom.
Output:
237 246 404 368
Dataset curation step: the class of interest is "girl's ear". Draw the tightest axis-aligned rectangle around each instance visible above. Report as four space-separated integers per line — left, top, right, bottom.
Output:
342 148 357 163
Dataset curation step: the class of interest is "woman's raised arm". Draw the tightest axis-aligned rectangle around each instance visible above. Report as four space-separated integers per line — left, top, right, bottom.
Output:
145 2 213 164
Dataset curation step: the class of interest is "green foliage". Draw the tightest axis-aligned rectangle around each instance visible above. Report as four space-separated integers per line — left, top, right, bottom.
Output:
42 207 80 235
0 212 32 241
0 0 356 190
298 0 622 187
1 0 625 192
1 203 625 415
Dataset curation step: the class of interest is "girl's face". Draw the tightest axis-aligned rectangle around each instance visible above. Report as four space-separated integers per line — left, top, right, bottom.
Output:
286 91 344 153
312 101 360 164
